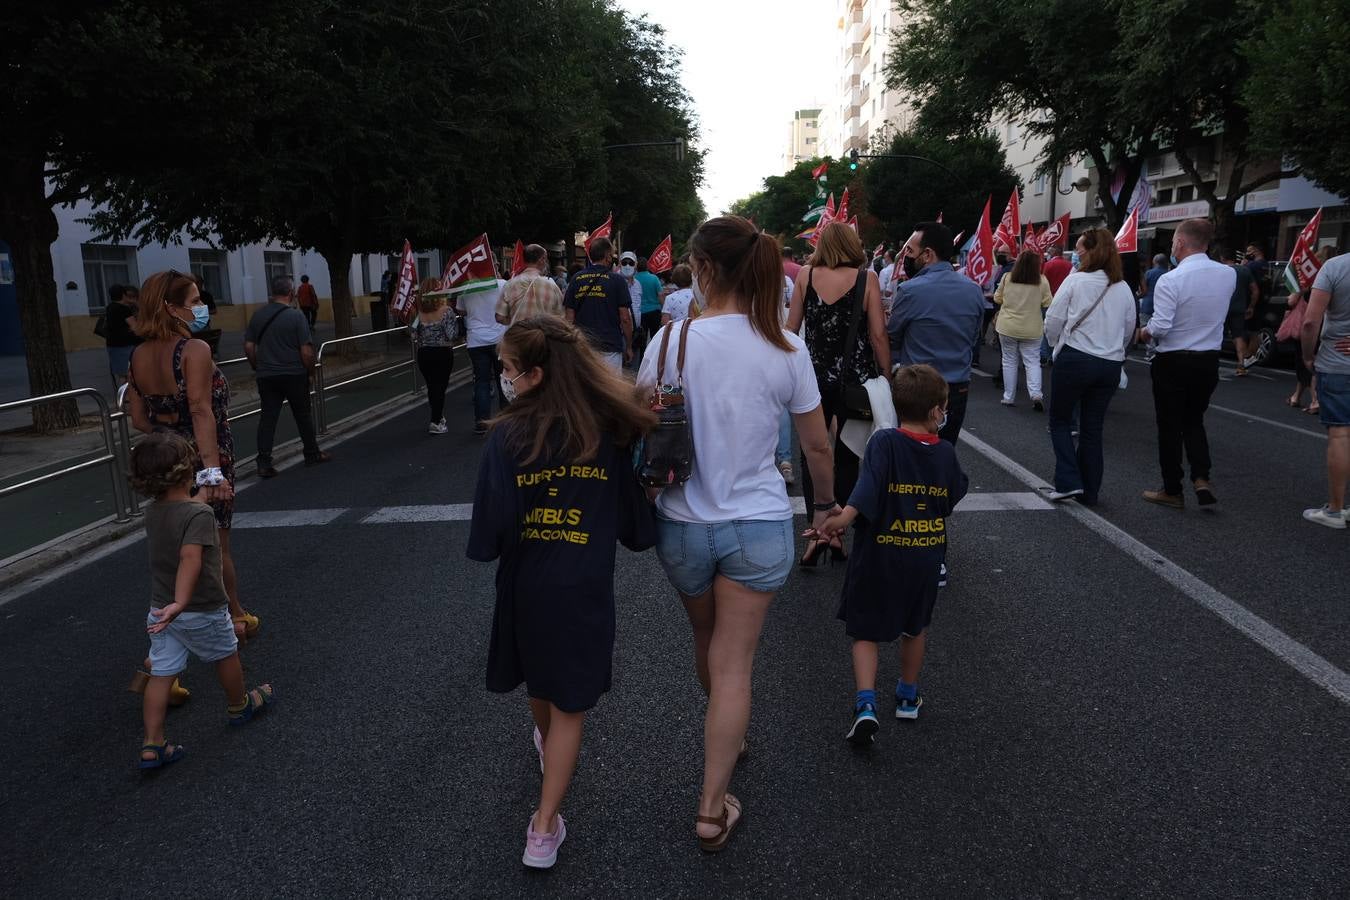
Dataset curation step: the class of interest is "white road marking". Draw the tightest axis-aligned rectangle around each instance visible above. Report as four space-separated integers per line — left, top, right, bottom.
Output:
232 508 347 529
1209 404 1326 440
960 430 1350 706
362 504 475 524
791 492 1049 515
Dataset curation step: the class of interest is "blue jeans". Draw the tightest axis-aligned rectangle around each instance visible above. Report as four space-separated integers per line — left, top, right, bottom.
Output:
776 410 792 464
1049 346 1121 504
467 345 501 425
655 517 795 596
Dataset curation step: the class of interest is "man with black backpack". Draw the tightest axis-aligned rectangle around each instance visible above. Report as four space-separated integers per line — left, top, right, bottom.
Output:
244 275 331 478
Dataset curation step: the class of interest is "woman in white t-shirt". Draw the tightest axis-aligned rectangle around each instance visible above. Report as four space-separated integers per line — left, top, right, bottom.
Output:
660 264 698 325
1043 227 1138 506
637 216 838 853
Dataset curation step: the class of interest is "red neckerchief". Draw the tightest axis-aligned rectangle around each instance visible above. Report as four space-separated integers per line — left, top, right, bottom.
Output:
898 427 940 445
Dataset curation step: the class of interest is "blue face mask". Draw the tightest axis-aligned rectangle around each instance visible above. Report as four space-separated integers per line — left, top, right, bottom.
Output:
1169 254 1180 267
1070 251 1081 270
187 304 210 333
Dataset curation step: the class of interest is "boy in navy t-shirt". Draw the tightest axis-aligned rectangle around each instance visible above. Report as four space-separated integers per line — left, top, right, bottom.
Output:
818 364 969 744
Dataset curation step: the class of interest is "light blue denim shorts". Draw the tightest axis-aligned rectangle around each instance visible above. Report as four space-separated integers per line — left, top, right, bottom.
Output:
146 606 238 676
655 516 796 597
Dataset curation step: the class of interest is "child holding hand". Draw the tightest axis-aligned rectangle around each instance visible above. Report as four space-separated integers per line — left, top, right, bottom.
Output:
467 316 656 869
130 432 273 770
817 364 968 744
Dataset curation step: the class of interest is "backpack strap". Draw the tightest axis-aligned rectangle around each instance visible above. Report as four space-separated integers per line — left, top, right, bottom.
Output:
840 267 869 385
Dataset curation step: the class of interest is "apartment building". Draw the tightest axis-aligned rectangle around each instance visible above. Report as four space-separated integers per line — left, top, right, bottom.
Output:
784 109 823 172
817 0 918 159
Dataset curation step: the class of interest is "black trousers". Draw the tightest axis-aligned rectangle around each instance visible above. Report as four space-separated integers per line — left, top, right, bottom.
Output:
940 381 970 446
256 373 321 463
1150 350 1219 494
302 306 318 329
800 385 861 511
417 346 455 423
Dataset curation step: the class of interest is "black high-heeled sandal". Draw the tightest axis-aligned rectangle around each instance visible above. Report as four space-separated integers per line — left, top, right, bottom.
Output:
799 539 828 568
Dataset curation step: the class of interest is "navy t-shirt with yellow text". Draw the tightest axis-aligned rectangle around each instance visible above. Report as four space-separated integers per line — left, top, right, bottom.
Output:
562 264 629 353
467 424 654 712
836 428 969 642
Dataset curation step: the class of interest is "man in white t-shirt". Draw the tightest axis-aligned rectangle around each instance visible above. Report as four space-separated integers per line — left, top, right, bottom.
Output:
462 278 508 434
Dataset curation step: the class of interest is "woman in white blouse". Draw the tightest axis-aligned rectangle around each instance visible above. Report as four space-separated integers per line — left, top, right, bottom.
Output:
1043 227 1138 505
638 216 838 853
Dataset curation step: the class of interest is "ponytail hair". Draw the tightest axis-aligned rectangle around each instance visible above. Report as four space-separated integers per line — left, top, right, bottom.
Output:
687 215 792 352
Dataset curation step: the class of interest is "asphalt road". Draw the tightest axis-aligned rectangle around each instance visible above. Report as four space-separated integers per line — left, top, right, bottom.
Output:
3 351 1347 899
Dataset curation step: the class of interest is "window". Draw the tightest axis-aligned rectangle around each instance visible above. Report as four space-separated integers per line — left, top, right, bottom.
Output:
361 254 372 295
805 137 817 144
1176 185 1195 203
263 251 293 293
81 244 138 313
1156 188 1174 205
416 254 433 282
188 249 231 304
808 120 817 128
1034 173 1048 196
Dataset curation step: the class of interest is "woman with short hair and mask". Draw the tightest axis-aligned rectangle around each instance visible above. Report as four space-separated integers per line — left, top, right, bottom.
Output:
126 271 257 652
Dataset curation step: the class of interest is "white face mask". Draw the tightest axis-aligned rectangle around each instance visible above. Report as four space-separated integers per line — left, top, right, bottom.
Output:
499 370 525 402
691 273 707 305
621 265 636 278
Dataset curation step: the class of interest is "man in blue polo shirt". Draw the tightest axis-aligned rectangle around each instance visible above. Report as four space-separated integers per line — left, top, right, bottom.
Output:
888 220 986 445
564 237 633 371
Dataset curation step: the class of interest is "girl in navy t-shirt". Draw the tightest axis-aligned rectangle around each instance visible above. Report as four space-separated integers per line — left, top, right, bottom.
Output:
467 316 656 869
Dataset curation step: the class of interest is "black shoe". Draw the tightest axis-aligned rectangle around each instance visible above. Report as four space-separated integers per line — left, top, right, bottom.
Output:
304 451 333 467
1194 481 1217 506
1033 398 1044 412
256 463 278 479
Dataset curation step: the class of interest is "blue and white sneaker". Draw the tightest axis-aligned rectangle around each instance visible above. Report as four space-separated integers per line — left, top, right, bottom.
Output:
846 702 879 744
895 696 923 720
938 563 948 588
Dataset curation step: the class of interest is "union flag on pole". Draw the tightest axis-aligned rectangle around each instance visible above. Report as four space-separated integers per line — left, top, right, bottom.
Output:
835 188 852 224
648 235 674 274
1285 208 1323 293
441 233 499 297
510 239 527 278
585 213 613 252
1023 223 1041 255
811 161 829 180
961 196 995 288
1039 212 1072 249
1114 208 1139 253
993 189 1021 253
391 239 418 323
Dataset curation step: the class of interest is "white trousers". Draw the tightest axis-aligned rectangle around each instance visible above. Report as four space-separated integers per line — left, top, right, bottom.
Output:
1000 335 1043 402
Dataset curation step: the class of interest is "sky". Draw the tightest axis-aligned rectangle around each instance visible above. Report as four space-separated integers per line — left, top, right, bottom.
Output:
615 0 835 215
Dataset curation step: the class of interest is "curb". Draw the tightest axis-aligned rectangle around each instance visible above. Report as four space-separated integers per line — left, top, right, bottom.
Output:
0 369 470 599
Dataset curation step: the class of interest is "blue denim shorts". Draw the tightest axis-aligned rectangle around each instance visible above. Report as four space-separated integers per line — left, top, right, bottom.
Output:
1317 372 1350 427
655 517 795 596
146 607 238 676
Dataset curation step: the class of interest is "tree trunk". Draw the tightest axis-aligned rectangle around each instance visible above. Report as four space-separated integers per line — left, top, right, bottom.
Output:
0 158 80 431
321 247 355 339
1211 200 1238 252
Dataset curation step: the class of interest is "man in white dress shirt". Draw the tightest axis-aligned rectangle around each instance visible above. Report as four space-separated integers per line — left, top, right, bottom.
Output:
1138 218 1234 509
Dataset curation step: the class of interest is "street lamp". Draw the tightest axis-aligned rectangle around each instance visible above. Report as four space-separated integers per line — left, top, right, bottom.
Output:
1057 173 1092 195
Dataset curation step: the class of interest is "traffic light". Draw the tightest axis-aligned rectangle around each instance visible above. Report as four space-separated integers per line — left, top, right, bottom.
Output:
849 149 860 171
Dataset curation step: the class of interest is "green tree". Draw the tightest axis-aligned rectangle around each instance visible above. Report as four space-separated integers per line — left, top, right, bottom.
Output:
862 130 1020 248
728 157 848 251
1244 0 1350 199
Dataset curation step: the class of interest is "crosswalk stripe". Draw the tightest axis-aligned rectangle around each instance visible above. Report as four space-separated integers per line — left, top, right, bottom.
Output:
230 508 347 529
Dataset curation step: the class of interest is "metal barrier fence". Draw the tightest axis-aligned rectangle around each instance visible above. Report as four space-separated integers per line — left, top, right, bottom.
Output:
314 325 422 434
0 388 136 523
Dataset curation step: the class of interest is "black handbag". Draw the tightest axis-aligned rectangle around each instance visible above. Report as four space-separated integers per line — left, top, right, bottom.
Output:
637 319 694 488
839 267 874 420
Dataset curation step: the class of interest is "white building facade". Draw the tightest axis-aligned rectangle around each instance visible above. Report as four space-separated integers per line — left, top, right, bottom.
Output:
818 0 919 159
784 108 822 172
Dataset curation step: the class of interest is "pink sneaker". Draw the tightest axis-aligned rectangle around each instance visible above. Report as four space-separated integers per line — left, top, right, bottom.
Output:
522 813 566 868
532 726 544 773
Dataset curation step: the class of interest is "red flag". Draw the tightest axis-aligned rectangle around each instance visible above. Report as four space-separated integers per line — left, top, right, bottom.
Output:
510 239 527 278
391 239 418 323
1022 223 1040 255
1288 208 1324 291
585 212 613 252
648 235 674 274
961 197 995 288
1039 212 1072 249
811 161 828 180
808 193 838 246
993 189 1021 253
441 233 499 297
1114 208 1139 254
835 188 852 223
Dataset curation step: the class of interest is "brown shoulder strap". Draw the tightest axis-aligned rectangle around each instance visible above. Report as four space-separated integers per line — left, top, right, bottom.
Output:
675 318 691 383
656 320 676 385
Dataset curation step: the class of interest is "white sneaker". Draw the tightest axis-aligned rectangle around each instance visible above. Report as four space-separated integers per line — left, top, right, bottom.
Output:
1302 506 1347 530
1000 398 1014 407
1045 488 1084 502
778 461 795 484
428 421 448 434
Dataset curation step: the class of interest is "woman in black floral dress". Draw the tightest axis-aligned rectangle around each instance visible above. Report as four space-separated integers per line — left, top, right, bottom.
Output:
786 223 891 565
126 271 258 654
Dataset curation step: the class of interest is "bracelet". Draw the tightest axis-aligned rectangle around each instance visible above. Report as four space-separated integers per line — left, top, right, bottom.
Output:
195 467 225 487
812 500 838 511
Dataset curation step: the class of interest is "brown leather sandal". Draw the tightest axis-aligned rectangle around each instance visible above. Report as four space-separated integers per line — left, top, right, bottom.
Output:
696 793 743 853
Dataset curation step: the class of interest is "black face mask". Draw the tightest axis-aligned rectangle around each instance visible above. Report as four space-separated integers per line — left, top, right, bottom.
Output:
902 254 922 278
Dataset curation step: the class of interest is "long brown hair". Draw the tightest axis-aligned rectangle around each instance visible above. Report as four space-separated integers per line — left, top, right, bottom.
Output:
1009 250 1043 285
492 316 657 465
688 215 791 352
1077 227 1124 284
135 270 199 341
